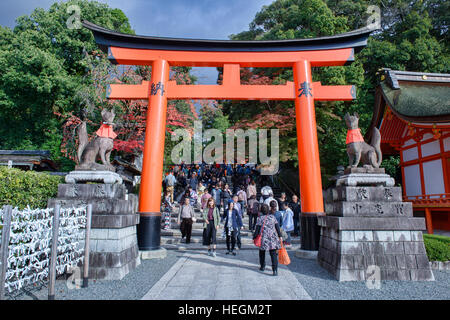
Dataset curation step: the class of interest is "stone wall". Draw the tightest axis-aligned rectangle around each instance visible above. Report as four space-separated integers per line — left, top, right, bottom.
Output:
48 183 140 280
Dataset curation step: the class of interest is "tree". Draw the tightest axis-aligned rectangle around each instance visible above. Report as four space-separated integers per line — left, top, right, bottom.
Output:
0 0 134 170
224 0 449 185
57 53 198 167
226 0 364 183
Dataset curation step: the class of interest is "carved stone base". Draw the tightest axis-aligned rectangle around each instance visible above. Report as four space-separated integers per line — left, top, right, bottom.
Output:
318 178 434 282
75 162 116 172
48 183 139 280
317 222 435 282
336 173 395 187
344 167 385 174
65 170 123 184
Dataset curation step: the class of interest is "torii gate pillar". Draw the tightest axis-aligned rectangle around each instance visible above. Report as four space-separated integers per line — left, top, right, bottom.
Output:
137 59 170 250
294 60 324 250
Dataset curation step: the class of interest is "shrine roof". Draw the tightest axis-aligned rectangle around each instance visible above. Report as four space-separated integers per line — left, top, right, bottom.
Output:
0 150 51 157
379 69 450 122
82 20 374 54
366 69 450 146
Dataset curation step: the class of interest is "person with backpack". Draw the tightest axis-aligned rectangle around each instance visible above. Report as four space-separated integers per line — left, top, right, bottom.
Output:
247 195 260 231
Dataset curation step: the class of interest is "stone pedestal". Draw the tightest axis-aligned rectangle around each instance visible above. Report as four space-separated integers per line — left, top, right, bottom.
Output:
48 182 140 280
318 174 434 281
65 170 123 184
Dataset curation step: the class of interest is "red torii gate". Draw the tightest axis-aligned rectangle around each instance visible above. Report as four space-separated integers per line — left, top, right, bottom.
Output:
83 21 373 251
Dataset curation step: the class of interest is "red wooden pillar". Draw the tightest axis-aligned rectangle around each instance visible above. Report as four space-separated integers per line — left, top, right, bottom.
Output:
424 208 434 234
137 59 170 250
293 60 324 251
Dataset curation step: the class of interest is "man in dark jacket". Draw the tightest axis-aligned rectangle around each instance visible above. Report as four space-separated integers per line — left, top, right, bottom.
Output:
223 200 243 255
289 194 301 237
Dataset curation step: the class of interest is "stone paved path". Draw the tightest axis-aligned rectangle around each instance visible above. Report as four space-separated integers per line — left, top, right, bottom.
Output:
142 249 312 300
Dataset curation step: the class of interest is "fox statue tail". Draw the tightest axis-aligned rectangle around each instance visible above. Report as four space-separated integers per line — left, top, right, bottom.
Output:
371 127 382 167
77 121 88 164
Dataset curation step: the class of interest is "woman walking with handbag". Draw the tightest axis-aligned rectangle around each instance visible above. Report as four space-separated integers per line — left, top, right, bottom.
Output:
223 200 243 255
202 198 221 257
253 203 283 276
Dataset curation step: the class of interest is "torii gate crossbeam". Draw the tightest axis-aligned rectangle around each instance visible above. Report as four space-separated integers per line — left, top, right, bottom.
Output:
83 21 373 252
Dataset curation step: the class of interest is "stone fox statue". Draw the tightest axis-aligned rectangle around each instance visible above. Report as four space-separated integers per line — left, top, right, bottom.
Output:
76 109 116 171
344 112 382 168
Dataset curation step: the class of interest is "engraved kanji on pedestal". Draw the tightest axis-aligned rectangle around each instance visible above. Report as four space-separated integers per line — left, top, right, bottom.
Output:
319 168 434 281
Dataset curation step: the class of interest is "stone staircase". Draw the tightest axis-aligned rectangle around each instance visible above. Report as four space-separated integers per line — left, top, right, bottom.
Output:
160 176 299 251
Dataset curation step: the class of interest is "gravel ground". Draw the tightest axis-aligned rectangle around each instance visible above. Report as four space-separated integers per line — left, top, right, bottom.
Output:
5 250 182 300
5 248 449 300
286 249 450 300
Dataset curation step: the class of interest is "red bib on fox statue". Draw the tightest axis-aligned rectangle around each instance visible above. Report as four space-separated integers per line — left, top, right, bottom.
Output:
96 123 117 139
346 128 364 144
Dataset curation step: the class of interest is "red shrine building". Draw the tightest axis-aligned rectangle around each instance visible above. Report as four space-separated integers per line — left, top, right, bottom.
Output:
368 68 450 233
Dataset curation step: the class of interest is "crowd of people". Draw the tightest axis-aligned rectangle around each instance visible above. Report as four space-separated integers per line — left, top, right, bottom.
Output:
161 163 301 275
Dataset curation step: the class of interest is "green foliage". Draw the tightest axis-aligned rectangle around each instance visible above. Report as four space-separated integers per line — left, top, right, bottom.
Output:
424 234 450 244
224 0 449 185
423 234 450 262
0 167 63 209
0 0 134 168
381 155 401 185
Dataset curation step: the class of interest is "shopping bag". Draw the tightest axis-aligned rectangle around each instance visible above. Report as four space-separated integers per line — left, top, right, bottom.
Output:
253 234 262 247
278 243 291 265
253 216 268 247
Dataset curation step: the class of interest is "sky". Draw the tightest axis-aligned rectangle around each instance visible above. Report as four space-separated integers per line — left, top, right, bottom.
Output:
0 0 275 83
